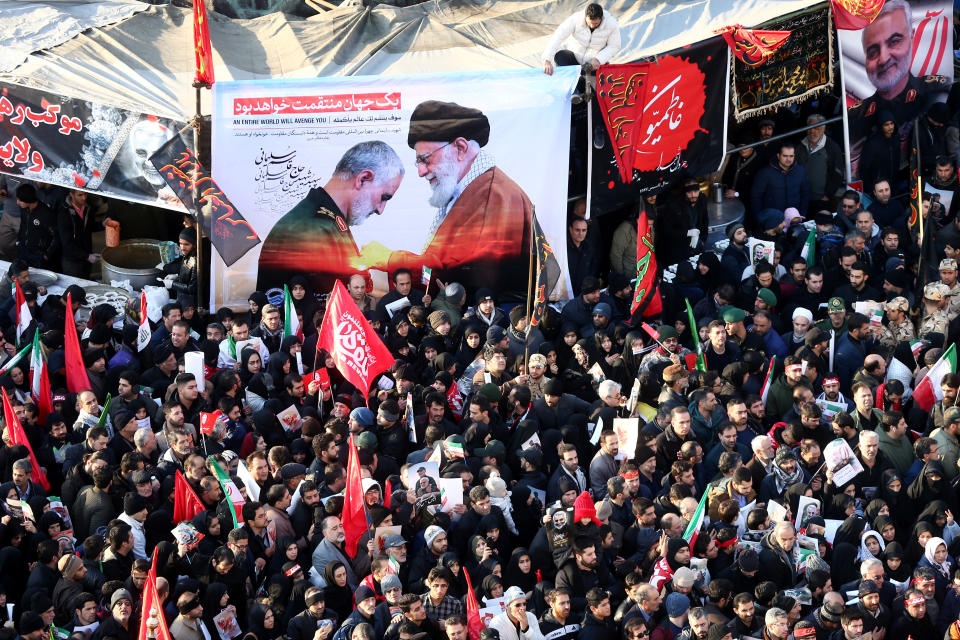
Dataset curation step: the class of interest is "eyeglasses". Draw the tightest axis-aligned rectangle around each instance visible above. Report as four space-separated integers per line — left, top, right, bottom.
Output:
632 632 651 638
415 142 452 167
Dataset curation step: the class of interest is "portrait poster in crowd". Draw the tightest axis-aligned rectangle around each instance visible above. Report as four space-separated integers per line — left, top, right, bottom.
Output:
406 461 442 511
839 0 953 180
591 38 729 214
374 525 402 552
796 495 821 529
438 478 462 515
210 69 578 309
0 81 188 209
730 6 835 121
747 238 776 268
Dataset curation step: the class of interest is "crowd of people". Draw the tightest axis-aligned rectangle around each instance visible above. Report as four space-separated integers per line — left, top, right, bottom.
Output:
1 5 960 640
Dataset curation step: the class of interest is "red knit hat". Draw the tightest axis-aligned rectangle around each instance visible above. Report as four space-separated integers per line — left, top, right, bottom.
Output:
573 491 602 526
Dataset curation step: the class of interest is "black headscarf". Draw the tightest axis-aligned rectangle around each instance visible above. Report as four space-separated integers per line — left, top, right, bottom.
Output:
243 604 280 640
201 583 230 632
882 541 912 581
833 515 868 547
503 547 537 594
322 561 353 624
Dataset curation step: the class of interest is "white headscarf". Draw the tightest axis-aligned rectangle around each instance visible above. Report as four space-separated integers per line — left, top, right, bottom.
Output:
858 529 886 561
924 536 951 578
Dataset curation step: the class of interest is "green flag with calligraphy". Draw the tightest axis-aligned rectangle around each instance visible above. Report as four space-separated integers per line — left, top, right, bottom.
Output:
631 211 660 317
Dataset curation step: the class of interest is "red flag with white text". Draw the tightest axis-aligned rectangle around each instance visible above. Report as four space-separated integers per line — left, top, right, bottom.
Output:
317 280 394 395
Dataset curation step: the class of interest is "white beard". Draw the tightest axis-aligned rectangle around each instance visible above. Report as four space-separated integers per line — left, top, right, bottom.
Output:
426 153 460 209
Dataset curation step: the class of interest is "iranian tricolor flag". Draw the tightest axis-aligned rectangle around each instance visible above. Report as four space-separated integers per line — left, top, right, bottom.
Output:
211 459 245 527
14 280 31 345
682 483 711 549
913 343 957 411
0 341 32 376
407 393 416 443
29 330 52 426
760 355 777 406
136 292 151 352
283 285 302 340
799 228 816 267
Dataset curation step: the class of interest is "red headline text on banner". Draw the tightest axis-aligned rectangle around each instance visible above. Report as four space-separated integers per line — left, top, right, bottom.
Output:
233 93 401 116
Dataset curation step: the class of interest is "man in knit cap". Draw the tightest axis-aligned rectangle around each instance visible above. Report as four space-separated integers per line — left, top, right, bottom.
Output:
52 554 87 625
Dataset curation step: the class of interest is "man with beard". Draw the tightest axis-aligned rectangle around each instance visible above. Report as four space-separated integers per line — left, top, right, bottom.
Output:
97 589 135 640
721 222 750 282
848 0 944 145
257 141 404 293
392 100 533 296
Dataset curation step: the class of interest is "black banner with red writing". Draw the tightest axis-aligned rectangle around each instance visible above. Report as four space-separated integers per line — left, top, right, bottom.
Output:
149 135 260 267
0 81 188 209
590 37 729 214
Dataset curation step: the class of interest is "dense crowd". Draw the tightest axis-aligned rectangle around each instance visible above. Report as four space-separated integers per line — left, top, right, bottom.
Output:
1 7 960 640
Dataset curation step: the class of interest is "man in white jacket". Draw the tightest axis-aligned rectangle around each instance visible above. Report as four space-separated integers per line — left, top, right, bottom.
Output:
488 586 545 640
542 4 621 75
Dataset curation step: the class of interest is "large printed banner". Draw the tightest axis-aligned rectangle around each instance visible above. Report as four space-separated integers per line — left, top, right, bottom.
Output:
211 69 578 308
0 81 188 209
730 6 834 121
840 0 953 181
591 38 729 214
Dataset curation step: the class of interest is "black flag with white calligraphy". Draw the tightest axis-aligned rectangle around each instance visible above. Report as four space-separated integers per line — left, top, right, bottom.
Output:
590 37 728 215
149 135 261 266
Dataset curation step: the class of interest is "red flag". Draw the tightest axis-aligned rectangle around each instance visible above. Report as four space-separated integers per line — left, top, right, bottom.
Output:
64 293 91 393
640 322 660 341
2 388 49 490
199 411 222 435
138 548 173 640
719 25 791 66
317 281 394 396
173 470 205 523
832 0 885 30
463 567 483 640
342 434 369 558
192 0 215 86
304 368 331 392
631 212 660 318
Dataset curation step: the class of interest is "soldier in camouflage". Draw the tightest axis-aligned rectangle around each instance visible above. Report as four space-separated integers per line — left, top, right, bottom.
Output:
918 283 951 338
875 296 915 349
936 258 960 319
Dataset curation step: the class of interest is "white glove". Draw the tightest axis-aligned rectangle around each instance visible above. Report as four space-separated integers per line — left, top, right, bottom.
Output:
163 274 176 289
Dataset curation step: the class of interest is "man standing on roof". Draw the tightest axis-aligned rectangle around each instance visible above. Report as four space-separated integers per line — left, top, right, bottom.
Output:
541 3 621 75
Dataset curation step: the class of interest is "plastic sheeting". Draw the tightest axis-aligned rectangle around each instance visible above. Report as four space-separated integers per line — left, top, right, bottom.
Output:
0 0 148 73
0 0 822 121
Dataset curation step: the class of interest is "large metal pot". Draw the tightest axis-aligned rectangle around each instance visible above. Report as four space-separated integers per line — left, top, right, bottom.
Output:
100 238 163 290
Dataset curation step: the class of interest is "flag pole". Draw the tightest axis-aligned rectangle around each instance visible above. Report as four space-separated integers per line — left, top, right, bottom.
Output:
523 211 536 370
192 84 206 315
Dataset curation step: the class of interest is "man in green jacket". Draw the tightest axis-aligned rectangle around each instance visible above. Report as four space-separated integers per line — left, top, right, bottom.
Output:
931 407 960 482
876 411 913 476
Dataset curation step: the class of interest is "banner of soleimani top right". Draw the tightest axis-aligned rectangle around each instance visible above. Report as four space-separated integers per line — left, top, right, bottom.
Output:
840 0 953 184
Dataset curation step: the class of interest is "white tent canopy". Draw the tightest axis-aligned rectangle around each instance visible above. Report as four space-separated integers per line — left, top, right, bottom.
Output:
1 0 821 121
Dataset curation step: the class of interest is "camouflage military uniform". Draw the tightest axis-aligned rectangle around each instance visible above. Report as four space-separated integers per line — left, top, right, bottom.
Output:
257 187 359 293
875 318 915 349
919 310 951 338
943 282 960 319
